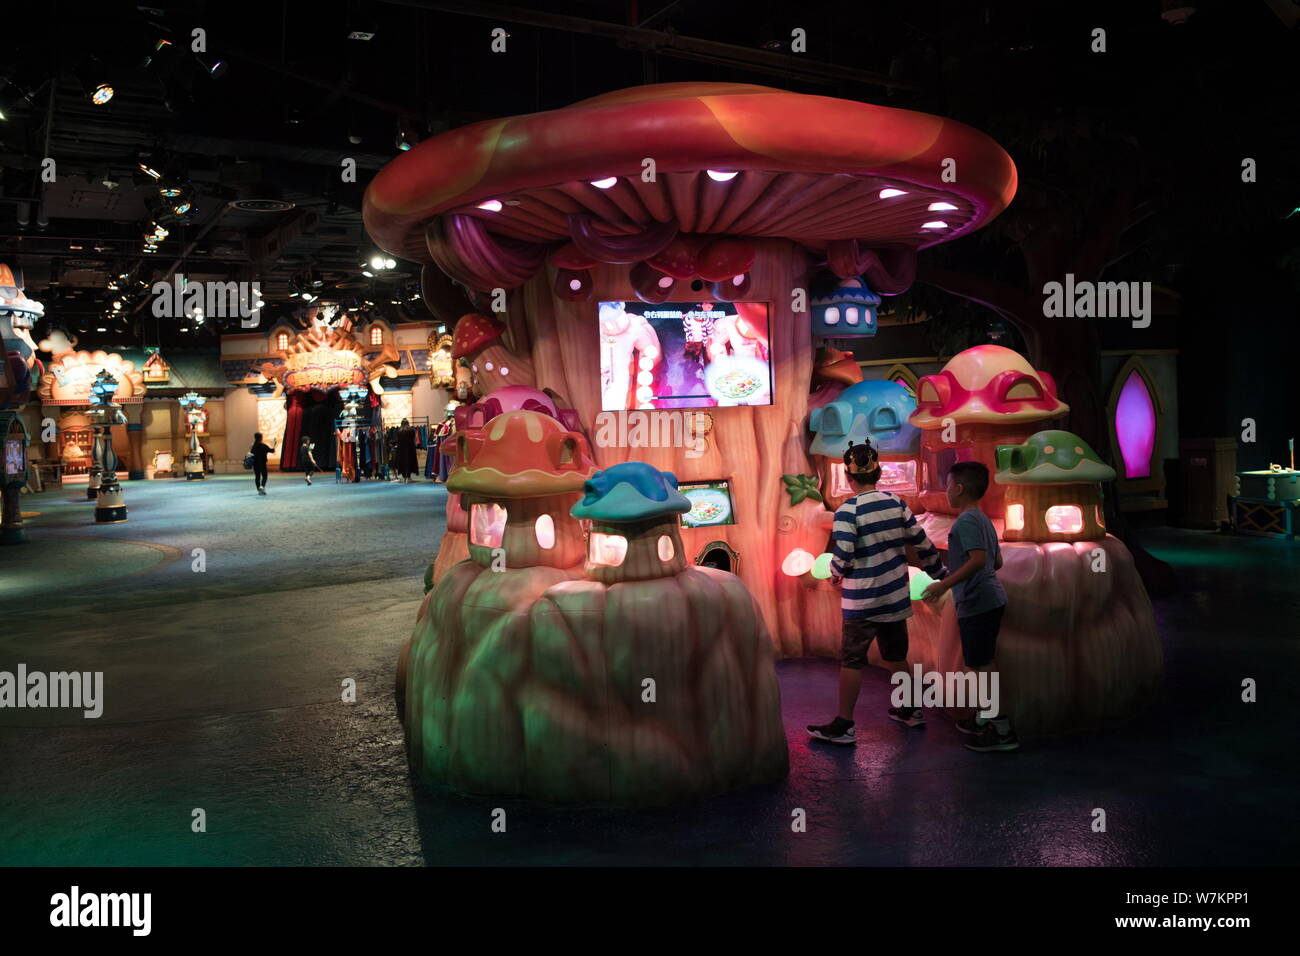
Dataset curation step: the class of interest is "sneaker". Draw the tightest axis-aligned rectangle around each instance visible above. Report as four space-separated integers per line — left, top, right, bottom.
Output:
964 721 1019 753
955 716 985 735
888 707 925 728
258 487 266 495
807 717 856 745
306 475 312 485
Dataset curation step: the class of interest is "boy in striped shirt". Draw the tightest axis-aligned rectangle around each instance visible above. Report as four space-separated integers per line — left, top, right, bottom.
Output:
807 441 945 745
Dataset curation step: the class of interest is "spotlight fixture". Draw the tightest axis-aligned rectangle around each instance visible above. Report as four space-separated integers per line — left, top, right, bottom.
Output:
138 161 162 180
91 83 115 105
101 169 119 190
369 255 385 270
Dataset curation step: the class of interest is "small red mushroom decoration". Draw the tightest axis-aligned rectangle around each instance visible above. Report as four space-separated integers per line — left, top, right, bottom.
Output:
451 312 536 393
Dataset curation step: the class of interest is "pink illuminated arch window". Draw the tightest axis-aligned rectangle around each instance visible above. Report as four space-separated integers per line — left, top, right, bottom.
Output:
276 332 289 350
370 326 384 345
1114 370 1156 478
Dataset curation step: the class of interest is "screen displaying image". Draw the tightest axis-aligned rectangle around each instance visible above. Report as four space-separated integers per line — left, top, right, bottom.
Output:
599 301 772 411
679 480 737 529
830 460 918 498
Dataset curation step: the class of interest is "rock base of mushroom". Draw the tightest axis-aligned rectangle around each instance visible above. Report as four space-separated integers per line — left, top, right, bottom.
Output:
401 560 789 805
870 536 1163 734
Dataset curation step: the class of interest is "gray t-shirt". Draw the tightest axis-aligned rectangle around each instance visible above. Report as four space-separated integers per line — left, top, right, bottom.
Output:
947 509 1007 618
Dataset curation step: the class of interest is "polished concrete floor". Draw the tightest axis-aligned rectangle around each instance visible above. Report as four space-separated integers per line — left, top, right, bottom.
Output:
1 474 1295 866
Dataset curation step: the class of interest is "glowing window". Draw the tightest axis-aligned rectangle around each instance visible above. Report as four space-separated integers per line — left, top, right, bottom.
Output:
1045 505 1083 534
1006 503 1025 531
589 532 627 567
657 535 675 561
1115 370 1156 478
534 514 555 549
276 332 288 350
829 462 854 498
370 326 383 345
822 307 840 326
844 307 859 326
470 503 507 548
877 460 917 495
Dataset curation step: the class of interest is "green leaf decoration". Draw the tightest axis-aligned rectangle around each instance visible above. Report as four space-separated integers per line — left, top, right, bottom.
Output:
783 473 823 505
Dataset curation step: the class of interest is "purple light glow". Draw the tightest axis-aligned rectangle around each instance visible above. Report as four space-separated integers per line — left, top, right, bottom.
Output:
1115 370 1156 478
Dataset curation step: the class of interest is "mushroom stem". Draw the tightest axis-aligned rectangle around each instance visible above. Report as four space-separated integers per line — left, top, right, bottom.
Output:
470 343 535 392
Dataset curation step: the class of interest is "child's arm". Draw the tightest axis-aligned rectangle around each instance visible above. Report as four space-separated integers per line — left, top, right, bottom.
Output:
923 551 985 601
828 502 856 583
901 506 945 578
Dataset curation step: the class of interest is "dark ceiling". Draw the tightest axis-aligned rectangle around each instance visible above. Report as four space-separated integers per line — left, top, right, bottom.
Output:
1 0 1296 355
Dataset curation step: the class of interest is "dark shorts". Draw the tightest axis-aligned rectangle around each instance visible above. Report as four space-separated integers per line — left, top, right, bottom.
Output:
958 604 1005 668
841 617 909 668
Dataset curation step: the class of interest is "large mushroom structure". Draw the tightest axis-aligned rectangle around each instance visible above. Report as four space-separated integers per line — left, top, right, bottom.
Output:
366 81 1017 660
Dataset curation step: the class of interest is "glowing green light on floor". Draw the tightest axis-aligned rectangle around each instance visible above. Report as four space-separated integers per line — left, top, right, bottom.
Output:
909 568 937 600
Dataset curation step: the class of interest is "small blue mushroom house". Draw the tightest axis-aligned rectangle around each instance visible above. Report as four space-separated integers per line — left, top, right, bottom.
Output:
809 379 921 504
811 275 881 340
571 461 691 583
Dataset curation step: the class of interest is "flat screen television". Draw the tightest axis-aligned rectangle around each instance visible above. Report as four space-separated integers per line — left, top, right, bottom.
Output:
598 301 772 411
679 479 737 529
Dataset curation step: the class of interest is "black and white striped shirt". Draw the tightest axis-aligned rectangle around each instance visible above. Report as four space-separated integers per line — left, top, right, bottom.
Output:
830 491 945 622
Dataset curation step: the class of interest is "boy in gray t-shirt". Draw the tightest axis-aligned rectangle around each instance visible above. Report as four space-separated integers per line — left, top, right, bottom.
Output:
922 461 1018 752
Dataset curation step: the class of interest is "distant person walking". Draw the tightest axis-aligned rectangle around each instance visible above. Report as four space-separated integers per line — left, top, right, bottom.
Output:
395 418 418 483
301 436 319 485
249 432 273 495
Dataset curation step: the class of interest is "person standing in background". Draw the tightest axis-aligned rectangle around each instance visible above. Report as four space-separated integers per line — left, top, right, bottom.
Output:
249 432 272 495
301 436 319 485
395 418 418 483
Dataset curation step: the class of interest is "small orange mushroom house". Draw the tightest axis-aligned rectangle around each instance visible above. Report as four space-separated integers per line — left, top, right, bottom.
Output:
447 409 594 569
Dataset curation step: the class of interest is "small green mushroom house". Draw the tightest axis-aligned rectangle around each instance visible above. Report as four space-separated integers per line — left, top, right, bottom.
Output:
996 429 1116 542
571 461 690 584
446 409 596 569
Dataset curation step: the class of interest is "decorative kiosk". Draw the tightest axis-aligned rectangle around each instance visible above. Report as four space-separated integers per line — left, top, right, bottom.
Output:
366 82 1164 799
